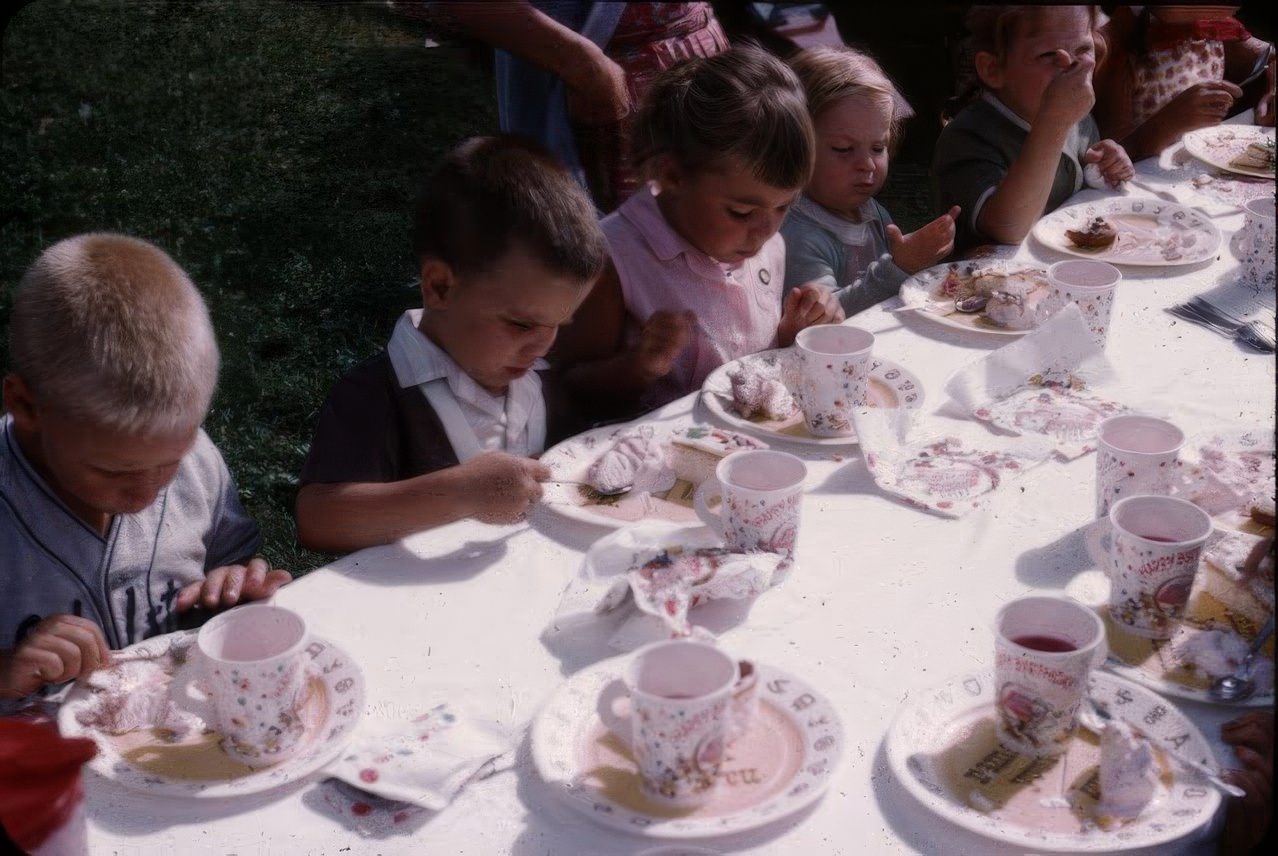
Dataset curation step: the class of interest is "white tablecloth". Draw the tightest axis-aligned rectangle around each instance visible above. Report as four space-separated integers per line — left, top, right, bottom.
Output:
83 172 1275 855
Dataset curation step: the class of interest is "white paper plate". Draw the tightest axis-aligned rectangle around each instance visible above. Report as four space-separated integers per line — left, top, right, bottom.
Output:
1182 125 1276 179
60 630 364 798
700 347 925 446
532 657 842 839
1032 198 1221 266
886 669 1221 851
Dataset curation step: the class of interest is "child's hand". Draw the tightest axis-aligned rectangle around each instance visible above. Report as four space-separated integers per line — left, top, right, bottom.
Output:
0 615 110 698
778 284 844 346
1221 711 1274 853
1037 50 1097 128
459 451 551 524
177 557 292 613
888 206 961 274
634 310 694 382
1083 140 1134 188
1165 80 1244 131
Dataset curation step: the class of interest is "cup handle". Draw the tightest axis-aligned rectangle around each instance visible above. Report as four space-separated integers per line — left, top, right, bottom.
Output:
168 656 217 723
596 678 632 745
692 477 725 535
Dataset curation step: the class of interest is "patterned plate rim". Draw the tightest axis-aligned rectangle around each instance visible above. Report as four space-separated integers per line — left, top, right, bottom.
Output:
59 632 365 798
885 669 1222 852
1031 198 1222 267
897 260 1048 338
700 348 927 447
1182 125 1276 180
531 658 844 839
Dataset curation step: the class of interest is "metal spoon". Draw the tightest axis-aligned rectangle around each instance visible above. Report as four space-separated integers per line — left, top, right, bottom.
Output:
544 480 632 498
1210 615 1275 703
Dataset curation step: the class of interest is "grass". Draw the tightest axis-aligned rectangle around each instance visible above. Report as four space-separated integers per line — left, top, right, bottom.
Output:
1 0 938 573
1 0 499 571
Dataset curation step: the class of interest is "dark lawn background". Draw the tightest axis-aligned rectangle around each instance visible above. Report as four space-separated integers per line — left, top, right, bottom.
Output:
0 0 936 573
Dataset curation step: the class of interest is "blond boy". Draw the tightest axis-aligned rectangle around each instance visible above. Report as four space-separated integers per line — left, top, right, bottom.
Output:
1 235 288 699
294 136 607 553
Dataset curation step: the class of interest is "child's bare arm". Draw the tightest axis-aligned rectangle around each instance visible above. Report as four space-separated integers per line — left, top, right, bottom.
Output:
0 615 110 698
555 263 692 401
295 452 550 553
979 54 1095 244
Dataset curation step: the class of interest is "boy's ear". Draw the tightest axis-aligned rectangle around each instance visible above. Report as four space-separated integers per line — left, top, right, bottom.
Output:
652 154 685 195
2 374 40 431
419 258 457 311
974 51 1003 91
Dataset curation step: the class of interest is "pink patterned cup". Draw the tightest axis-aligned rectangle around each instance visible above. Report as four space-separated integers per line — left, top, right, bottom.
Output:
793 325 875 437
693 450 806 566
1105 495 1213 639
1046 259 1122 349
597 640 739 806
1095 414 1185 518
994 595 1106 757
170 604 311 767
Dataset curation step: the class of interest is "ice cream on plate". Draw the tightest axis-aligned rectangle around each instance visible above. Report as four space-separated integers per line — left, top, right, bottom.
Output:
1095 721 1168 824
586 431 674 495
76 659 206 741
726 359 797 420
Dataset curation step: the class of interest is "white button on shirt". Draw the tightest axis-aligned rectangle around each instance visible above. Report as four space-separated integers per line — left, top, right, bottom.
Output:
386 309 547 460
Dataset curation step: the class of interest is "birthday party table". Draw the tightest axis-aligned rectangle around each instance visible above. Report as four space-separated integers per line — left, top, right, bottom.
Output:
80 160 1274 854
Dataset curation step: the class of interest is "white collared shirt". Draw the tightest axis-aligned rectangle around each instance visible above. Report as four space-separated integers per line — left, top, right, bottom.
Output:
386 309 547 459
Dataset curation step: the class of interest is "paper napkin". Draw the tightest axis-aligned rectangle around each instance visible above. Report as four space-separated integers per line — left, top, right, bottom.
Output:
316 699 517 835
945 305 1130 460
553 521 786 640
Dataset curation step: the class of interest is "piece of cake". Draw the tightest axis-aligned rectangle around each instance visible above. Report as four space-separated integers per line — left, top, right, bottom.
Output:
667 425 767 485
727 360 797 421
983 273 1052 330
1095 721 1167 823
1230 139 1276 173
1186 530 1275 631
1065 217 1118 250
1251 495 1276 527
586 432 675 495
76 659 205 740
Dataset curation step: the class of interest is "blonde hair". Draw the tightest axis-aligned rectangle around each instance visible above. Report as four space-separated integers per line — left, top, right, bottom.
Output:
8 233 219 434
789 46 905 154
631 44 815 190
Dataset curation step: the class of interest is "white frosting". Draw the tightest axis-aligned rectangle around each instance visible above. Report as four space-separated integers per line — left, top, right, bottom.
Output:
983 273 1051 330
1097 721 1160 820
587 433 675 494
77 659 204 739
728 361 797 420
1169 625 1250 678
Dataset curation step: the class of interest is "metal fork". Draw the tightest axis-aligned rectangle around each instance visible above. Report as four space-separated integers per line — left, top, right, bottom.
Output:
1170 301 1276 351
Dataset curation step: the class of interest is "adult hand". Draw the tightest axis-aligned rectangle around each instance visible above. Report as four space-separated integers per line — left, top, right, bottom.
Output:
634 310 693 382
0 615 110 698
1083 139 1134 188
1037 50 1097 128
778 284 844 346
177 557 292 612
889 206 960 274
563 48 631 125
459 451 551 524
1221 711 1275 853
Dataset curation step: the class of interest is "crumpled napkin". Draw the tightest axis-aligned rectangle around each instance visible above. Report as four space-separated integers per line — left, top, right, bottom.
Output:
945 305 1132 460
1174 429 1276 519
853 407 1055 518
316 698 517 835
554 521 786 639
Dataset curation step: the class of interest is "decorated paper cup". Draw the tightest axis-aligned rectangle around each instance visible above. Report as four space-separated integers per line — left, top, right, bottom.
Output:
1236 197 1276 289
1104 495 1212 639
693 450 806 567
596 639 739 806
793 325 874 437
1094 414 1185 518
169 604 311 767
1046 260 1122 349
994 595 1106 757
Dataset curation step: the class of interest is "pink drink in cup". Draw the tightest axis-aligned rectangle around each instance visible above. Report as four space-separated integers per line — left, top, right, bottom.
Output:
1105 495 1212 639
994 595 1106 756
1095 413 1185 518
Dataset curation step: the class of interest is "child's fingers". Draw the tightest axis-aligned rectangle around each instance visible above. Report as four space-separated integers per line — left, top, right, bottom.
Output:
176 580 204 612
527 459 553 481
199 567 228 609
262 570 292 597
56 621 107 676
17 646 65 688
238 559 270 601
886 223 905 252
33 634 82 684
221 565 248 607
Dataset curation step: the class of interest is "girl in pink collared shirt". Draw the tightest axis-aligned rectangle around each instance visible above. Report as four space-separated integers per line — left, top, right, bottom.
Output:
555 45 843 415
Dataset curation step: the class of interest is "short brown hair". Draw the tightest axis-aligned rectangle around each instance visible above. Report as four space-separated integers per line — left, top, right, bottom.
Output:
8 233 219 433
410 135 606 283
789 46 905 154
967 5 1099 60
631 44 815 191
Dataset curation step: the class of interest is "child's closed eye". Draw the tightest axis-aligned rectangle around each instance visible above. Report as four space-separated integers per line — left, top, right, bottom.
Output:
727 207 753 220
